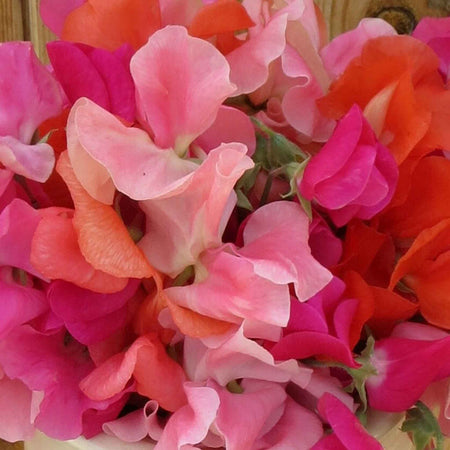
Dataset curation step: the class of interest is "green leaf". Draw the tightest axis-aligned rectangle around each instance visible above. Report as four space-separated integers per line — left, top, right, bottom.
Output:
401 401 444 450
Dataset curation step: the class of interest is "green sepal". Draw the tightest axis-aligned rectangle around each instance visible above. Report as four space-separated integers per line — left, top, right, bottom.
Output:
401 401 444 450
236 188 254 211
251 118 308 172
32 128 55 145
281 159 312 220
346 335 377 413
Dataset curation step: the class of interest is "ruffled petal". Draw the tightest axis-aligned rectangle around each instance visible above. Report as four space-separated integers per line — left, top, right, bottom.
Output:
131 25 236 153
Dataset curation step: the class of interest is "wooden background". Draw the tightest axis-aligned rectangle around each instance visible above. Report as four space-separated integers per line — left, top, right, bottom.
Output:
0 0 449 449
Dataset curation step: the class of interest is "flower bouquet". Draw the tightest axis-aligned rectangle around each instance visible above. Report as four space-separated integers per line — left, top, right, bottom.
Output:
1 0 450 449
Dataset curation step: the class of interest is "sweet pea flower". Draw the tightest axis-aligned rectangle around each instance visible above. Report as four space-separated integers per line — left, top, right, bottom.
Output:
164 201 332 338
413 17 450 86
80 333 187 412
269 277 359 368
308 213 342 268
318 34 450 166
389 217 450 330
65 26 255 277
60 0 161 51
154 379 323 450
47 41 135 122
320 18 396 78
366 323 450 412
66 25 238 201
183 326 312 388
0 42 63 182
0 325 129 440
40 0 86 35
47 280 140 344
300 104 398 227
312 393 383 449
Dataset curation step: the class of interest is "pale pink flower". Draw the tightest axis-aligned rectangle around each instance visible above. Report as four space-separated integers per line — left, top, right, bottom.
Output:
0 42 63 182
131 25 236 154
39 0 86 35
320 18 396 78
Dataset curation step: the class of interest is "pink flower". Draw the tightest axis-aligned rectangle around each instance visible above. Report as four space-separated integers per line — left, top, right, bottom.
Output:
320 18 396 78
312 393 383 449
80 333 187 412
164 201 332 336
131 25 236 153
0 199 43 278
0 42 63 182
0 325 128 439
269 277 359 367
47 280 139 344
308 213 343 268
183 326 312 388
413 17 450 85
138 143 253 277
300 104 398 226
155 379 323 450
366 323 450 412
47 41 135 122
40 0 86 35
0 375 35 442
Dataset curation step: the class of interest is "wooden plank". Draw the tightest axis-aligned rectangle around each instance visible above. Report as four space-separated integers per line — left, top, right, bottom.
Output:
0 0 24 41
0 439 23 450
315 0 450 38
23 0 55 62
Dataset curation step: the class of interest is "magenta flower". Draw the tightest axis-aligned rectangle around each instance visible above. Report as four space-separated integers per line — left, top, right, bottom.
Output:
312 393 382 449
269 277 359 368
47 41 135 122
40 0 86 36
300 104 398 226
309 213 343 268
413 17 450 85
0 325 128 440
366 323 450 412
47 279 139 344
0 42 63 182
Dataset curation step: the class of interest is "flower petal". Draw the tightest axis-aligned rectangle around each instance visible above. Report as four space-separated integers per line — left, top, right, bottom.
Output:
131 25 236 152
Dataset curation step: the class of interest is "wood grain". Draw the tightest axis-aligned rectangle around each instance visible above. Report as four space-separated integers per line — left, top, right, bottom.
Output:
0 440 23 450
315 0 450 38
23 0 55 61
0 0 23 41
